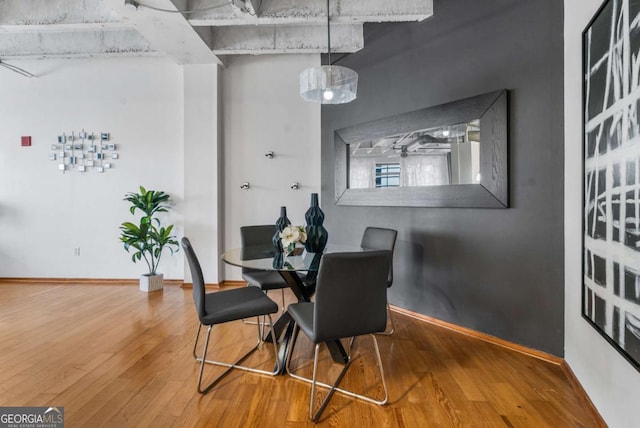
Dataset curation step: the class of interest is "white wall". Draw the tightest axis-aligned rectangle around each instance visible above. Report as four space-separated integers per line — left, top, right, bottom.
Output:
183 64 221 283
221 54 321 280
0 57 185 279
564 2 640 426
0 54 318 284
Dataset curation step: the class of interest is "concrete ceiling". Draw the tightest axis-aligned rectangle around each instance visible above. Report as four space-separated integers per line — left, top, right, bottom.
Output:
0 0 433 66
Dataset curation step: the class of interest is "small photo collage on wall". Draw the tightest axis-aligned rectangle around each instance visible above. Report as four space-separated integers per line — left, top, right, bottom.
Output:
50 130 119 173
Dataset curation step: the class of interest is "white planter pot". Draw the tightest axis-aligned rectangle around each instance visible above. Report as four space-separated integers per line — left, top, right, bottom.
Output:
140 273 164 292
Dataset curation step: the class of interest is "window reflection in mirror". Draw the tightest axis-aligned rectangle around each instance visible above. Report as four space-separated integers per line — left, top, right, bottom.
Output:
349 120 481 189
374 163 400 187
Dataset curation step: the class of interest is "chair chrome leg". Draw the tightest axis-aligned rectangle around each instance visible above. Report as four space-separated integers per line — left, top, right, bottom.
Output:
370 334 389 405
285 324 300 375
192 324 202 359
195 315 281 394
310 344 320 419
378 303 395 335
266 315 282 375
196 325 221 394
387 305 396 334
287 330 389 421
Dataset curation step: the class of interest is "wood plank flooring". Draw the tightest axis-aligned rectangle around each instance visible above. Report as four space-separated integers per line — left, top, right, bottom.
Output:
0 282 602 427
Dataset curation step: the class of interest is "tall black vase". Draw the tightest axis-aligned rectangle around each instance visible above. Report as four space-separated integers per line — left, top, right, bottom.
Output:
304 193 328 253
272 206 291 253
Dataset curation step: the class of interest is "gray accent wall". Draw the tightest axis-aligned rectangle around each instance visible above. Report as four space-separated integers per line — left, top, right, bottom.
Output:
321 0 564 355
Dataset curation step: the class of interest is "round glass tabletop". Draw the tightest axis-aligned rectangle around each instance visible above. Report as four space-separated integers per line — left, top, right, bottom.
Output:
221 244 364 272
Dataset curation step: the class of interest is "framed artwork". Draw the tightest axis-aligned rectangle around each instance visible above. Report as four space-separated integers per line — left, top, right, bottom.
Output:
52 129 118 173
583 0 640 370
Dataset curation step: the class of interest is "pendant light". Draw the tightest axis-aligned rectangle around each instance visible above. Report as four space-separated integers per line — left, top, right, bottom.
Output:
299 0 358 104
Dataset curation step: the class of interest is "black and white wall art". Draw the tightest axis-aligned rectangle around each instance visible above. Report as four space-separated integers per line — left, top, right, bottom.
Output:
583 0 640 370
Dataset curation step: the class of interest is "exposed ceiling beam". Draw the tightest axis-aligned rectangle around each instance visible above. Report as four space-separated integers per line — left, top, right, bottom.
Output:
103 0 221 65
0 0 119 25
189 0 433 26
211 23 362 55
0 28 156 59
0 0 432 63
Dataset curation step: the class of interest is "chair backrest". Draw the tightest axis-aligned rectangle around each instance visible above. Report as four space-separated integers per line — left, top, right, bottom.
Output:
313 250 391 342
240 225 277 273
360 227 397 287
181 237 206 322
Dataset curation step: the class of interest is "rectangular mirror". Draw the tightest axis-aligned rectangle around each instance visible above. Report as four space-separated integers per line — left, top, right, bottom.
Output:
334 90 508 208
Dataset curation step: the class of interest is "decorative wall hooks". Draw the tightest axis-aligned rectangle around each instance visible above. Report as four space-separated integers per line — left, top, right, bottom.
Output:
51 130 118 173
240 182 250 190
265 151 274 159
291 182 300 190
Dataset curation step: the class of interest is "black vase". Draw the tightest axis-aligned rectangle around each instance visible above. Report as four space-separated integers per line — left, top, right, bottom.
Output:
272 252 284 269
272 206 291 253
304 193 328 253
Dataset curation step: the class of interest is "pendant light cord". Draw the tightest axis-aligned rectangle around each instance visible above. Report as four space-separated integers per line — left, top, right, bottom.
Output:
326 0 331 66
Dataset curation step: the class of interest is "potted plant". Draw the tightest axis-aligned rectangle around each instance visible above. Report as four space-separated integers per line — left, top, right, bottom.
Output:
119 186 179 292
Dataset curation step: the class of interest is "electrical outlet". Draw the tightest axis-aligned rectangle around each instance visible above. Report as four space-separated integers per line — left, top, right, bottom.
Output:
74 248 80 256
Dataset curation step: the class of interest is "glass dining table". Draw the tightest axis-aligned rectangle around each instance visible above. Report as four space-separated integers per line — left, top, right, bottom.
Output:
221 244 362 373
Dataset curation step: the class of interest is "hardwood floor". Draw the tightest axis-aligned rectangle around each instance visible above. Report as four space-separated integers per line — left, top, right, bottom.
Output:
0 282 602 427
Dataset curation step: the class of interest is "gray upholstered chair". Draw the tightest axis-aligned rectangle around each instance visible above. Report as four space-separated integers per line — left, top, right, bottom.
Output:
285 250 392 422
361 227 398 334
181 237 281 394
241 225 288 309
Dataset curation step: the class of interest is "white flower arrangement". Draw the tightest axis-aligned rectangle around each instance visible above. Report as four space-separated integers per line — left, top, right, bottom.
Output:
279 225 307 254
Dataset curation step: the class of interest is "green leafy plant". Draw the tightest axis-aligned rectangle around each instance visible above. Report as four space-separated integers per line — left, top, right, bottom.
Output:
119 186 179 275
